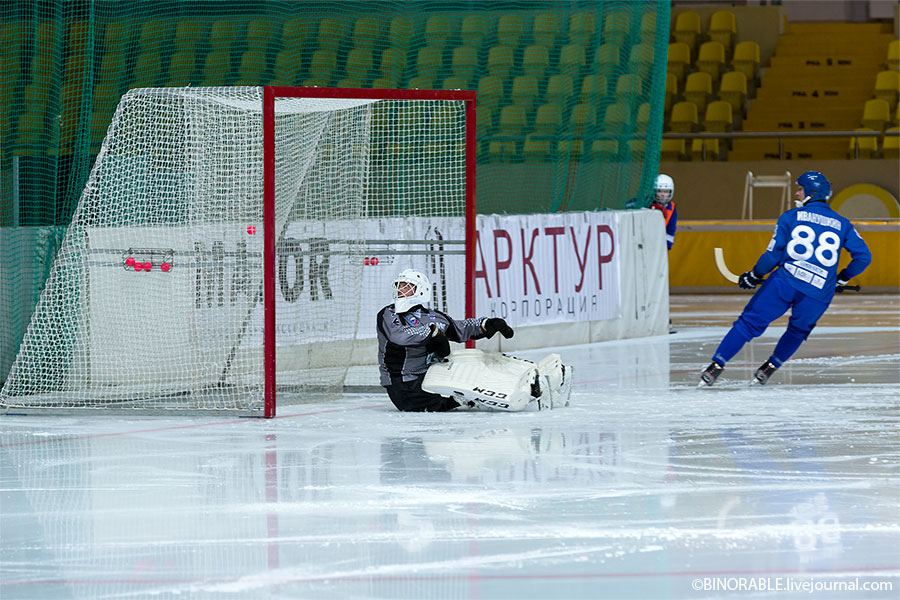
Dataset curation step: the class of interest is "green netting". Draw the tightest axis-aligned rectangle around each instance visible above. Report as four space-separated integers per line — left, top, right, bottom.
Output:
1 0 669 384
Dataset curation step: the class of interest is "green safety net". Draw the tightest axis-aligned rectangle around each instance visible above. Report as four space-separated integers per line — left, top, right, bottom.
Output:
1 0 669 383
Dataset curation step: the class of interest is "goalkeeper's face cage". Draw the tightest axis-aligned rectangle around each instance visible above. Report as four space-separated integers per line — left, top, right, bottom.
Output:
392 269 432 314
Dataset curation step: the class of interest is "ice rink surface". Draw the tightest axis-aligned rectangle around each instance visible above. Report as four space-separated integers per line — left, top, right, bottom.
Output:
2 294 898 599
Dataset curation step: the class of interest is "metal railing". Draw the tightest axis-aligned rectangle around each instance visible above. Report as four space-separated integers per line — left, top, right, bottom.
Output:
663 129 900 160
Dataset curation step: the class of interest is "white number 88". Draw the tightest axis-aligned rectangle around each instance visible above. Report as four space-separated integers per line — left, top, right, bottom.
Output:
786 225 841 267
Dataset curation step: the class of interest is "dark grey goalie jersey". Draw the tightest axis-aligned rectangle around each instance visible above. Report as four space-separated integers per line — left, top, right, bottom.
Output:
376 305 486 387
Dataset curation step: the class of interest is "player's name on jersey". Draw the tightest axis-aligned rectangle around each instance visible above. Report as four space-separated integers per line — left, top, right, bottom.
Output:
796 210 842 230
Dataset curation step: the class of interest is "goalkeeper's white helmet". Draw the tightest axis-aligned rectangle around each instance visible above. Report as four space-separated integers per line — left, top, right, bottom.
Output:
654 174 674 203
392 269 432 314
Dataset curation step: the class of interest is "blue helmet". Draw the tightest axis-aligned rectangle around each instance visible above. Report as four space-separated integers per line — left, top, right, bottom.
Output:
796 171 832 205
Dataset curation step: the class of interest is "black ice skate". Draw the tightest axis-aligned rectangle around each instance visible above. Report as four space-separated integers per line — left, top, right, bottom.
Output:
699 362 724 387
752 360 778 385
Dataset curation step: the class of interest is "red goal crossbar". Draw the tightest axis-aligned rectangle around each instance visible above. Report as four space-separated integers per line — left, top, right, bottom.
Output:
262 87 477 417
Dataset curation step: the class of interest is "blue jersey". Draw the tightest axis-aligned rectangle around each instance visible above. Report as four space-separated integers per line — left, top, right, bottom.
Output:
753 202 871 303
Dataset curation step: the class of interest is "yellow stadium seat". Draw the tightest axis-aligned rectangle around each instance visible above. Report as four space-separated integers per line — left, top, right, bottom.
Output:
683 72 712 115
522 44 550 79
703 100 733 133
523 133 552 161
615 73 644 104
533 103 562 134
602 10 630 46
499 104 527 136
873 70 899 106
601 102 630 132
660 138 686 161
497 14 526 48
732 41 760 83
451 45 479 83
532 13 561 48
708 10 736 58
441 75 469 90
672 11 701 55
378 47 406 84
592 43 619 79
580 74 607 105
351 18 382 50
477 75 505 110
136 20 172 54
281 19 313 49
488 139 518 162
665 72 678 114
487 44 515 77
559 43 587 77
424 15 454 49
407 75 435 89
271 49 302 85
718 71 748 116
370 77 396 89
209 20 243 53
635 102 651 133
569 103 597 134
628 42 655 81
691 138 721 161
336 77 365 89
639 11 657 44
129 52 162 88
666 42 691 86
200 50 233 85
511 76 539 112
669 101 698 133
165 50 197 86
308 49 338 82
477 105 495 137
387 16 414 50
592 139 620 161
102 21 132 57
416 46 443 77
246 20 281 54
567 11 596 47
343 47 374 82
882 127 900 159
173 21 207 52
316 18 346 52
461 15 489 49
887 39 899 70
862 98 891 131
697 41 726 84
545 74 574 107
848 128 878 159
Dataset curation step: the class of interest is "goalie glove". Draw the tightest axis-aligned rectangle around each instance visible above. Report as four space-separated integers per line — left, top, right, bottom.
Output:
738 270 764 290
482 317 514 339
425 324 451 358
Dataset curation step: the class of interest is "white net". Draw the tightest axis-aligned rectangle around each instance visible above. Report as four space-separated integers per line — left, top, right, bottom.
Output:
1 87 470 415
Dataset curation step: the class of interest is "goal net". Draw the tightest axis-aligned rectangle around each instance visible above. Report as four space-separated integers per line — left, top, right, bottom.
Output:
1 86 475 417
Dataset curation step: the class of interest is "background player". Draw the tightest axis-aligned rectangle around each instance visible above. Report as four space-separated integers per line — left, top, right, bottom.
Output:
651 174 678 252
700 171 872 386
376 269 514 412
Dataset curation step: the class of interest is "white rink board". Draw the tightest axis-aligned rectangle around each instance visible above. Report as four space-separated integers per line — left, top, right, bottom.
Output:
85 210 666 368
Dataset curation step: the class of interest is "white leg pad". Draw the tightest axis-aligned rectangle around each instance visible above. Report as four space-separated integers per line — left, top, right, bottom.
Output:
422 349 539 412
537 353 573 408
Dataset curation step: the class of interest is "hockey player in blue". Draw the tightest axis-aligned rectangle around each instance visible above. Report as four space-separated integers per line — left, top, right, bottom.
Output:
652 174 678 251
700 171 872 386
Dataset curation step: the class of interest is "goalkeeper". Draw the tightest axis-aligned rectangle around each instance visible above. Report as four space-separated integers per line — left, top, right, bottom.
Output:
377 269 570 412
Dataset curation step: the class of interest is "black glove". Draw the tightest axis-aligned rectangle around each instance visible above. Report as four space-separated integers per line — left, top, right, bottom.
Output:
835 269 850 293
482 317 514 339
738 270 763 290
425 325 451 358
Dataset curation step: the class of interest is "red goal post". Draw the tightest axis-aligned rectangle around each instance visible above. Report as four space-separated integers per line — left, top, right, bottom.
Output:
261 87 477 417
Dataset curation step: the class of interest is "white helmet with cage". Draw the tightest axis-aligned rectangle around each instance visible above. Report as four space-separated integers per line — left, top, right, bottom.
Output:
654 174 675 203
392 269 432 314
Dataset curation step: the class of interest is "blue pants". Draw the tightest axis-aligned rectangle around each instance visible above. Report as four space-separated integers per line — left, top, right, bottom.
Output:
713 273 829 367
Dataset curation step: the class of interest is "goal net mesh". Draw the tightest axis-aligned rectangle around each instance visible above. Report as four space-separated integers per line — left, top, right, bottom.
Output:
1 86 468 414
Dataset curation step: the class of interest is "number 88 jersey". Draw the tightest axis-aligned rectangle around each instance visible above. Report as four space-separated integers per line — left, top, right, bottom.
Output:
756 201 871 302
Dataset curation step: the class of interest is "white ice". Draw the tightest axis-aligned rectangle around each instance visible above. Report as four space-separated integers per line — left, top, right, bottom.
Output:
1 294 898 599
